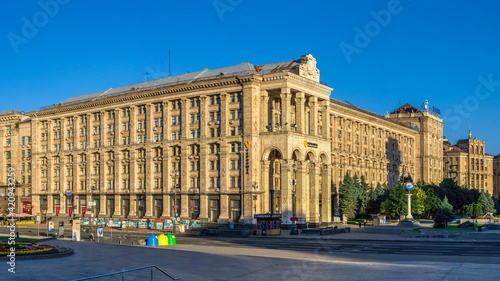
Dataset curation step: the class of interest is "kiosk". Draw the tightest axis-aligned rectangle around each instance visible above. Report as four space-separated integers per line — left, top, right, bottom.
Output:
254 213 281 236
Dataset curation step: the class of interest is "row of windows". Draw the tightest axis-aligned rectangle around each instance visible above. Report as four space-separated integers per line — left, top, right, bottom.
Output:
40 157 243 179
39 125 245 152
40 175 242 192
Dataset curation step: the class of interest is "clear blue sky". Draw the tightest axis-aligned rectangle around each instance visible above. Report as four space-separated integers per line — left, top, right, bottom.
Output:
1 0 499 155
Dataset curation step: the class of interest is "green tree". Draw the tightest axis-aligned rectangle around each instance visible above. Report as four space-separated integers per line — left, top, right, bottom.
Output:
477 193 496 214
380 184 407 219
366 183 387 215
440 196 453 213
410 185 427 218
357 175 370 218
338 173 357 219
421 184 442 219
462 203 484 217
487 196 496 214
433 208 454 228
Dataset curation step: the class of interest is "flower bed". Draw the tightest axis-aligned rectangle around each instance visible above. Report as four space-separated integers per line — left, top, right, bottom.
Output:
0 241 70 257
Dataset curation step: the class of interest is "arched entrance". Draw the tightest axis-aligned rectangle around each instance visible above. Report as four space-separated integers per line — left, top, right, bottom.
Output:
267 149 283 214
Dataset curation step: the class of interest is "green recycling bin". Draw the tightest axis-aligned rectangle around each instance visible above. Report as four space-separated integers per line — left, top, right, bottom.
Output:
167 233 174 245
171 235 176 245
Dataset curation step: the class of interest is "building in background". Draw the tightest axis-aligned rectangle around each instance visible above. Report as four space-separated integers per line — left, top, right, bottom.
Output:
493 155 500 198
443 130 494 195
0 110 33 216
1 54 450 226
385 101 444 185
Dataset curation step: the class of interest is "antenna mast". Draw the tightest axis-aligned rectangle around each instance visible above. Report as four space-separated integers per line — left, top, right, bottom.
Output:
168 50 171 77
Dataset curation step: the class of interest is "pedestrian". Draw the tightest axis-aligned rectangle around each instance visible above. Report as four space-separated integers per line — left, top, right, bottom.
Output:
363 219 366 227
89 232 94 242
358 221 362 228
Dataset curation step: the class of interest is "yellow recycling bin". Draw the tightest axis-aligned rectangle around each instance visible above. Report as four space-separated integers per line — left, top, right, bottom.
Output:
158 233 169 246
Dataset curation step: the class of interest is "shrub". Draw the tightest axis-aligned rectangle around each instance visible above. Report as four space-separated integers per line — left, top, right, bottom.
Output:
433 208 454 228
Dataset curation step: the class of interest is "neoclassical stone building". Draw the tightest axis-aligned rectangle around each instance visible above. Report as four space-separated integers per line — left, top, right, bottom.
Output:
443 131 494 195
0 110 32 215
0 54 447 226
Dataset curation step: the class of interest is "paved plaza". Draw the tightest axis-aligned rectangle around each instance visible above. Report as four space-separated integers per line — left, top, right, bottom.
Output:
2 226 500 280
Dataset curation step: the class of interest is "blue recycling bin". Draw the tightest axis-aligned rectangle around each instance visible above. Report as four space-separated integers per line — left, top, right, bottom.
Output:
146 234 158 247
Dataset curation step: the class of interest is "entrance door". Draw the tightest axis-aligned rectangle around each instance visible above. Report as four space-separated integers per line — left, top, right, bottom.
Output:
122 198 130 218
189 197 200 219
210 199 219 222
107 198 115 217
230 199 241 222
154 199 162 218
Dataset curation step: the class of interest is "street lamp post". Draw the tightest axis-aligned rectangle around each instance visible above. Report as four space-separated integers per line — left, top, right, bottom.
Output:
87 174 97 225
403 173 414 220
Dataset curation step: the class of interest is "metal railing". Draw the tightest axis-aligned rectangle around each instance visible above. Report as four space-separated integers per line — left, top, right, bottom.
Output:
70 265 181 281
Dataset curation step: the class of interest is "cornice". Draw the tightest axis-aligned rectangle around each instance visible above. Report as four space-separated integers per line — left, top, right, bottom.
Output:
28 75 259 118
0 115 24 123
262 72 332 95
330 101 418 136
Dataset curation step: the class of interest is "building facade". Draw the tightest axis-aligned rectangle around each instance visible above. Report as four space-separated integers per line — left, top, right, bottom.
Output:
0 110 33 216
443 130 494 195
492 154 500 198
1 55 448 226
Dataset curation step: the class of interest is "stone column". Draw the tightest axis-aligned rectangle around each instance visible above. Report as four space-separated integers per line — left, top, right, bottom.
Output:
98 154 106 216
177 141 188 218
129 107 136 145
198 142 208 221
321 100 330 139
59 192 66 216
281 160 292 224
47 194 54 215
321 164 332 226
99 194 107 216
261 90 269 130
295 92 305 134
309 96 318 137
218 141 229 221
128 148 137 217
307 162 320 226
281 88 291 130
199 97 208 138
113 194 122 217
220 93 228 137
129 194 137 218
146 104 153 141
145 194 154 218
180 98 188 141
161 146 170 217
114 109 121 146
296 162 307 225
261 160 270 213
